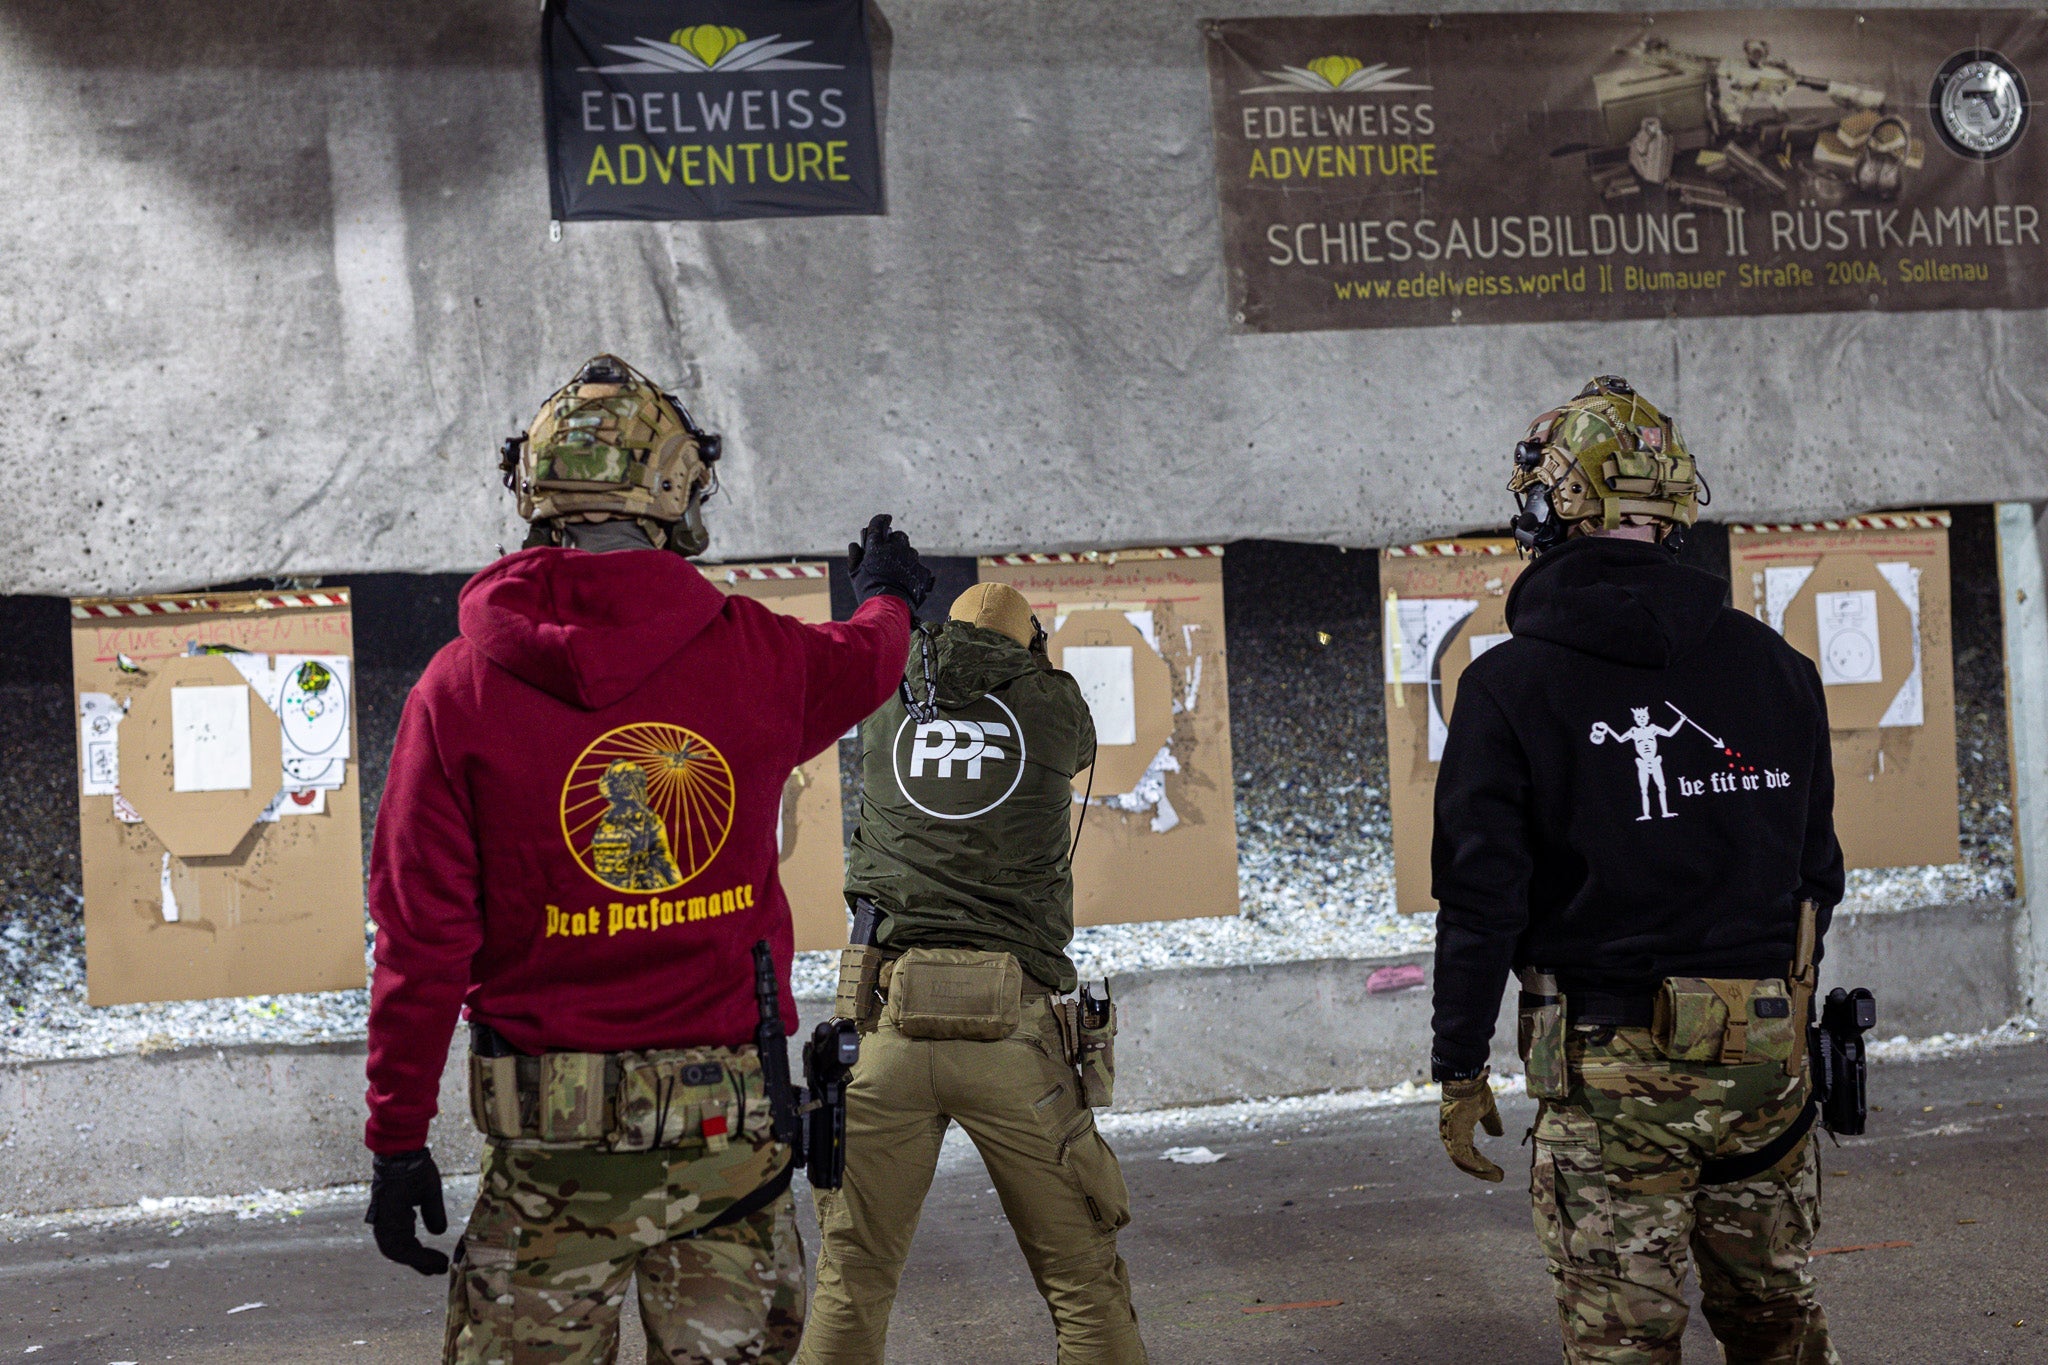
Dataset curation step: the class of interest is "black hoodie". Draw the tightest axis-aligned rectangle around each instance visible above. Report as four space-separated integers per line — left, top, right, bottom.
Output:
1429 536 1844 1075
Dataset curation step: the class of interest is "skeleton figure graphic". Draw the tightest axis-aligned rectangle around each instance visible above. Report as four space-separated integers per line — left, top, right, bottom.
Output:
588 759 683 890
1590 706 1684 821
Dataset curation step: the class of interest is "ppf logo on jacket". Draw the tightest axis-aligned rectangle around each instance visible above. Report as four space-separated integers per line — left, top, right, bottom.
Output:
892 696 1026 820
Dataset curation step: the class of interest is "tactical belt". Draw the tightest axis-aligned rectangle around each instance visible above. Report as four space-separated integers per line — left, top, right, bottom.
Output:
1566 990 1656 1029
875 955 1058 999
1698 1099 1818 1186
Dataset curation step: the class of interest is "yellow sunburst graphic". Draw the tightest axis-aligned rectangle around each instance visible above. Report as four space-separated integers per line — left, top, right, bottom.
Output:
670 24 747 68
561 723 735 893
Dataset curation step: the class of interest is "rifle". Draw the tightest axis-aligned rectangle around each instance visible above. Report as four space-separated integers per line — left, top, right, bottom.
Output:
752 940 806 1152
752 937 862 1188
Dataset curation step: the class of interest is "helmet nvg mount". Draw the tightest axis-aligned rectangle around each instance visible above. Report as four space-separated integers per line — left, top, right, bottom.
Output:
499 354 723 556
1508 375 1705 554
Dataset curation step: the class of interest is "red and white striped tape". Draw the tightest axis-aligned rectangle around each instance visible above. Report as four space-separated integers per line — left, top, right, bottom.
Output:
252 592 349 611
1730 512 1951 534
987 545 1225 565
1384 541 1513 557
711 564 828 582
72 598 223 618
71 590 349 619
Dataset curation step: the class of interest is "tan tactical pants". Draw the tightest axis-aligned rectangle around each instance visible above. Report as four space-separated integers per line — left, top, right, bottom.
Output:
794 994 1148 1365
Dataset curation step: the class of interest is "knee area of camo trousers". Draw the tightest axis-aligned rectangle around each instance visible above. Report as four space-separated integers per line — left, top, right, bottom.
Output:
794 994 1148 1365
1530 1026 1838 1365
444 1139 805 1365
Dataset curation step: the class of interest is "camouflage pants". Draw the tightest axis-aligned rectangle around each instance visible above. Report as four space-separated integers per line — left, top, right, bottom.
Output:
796 993 1147 1365
1531 1025 1838 1365
445 1138 805 1365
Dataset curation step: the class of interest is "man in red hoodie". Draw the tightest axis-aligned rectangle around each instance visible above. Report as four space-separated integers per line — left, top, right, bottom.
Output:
362 355 930 1364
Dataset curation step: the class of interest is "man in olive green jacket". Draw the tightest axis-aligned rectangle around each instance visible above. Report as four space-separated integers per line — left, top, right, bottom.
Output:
797 583 1148 1365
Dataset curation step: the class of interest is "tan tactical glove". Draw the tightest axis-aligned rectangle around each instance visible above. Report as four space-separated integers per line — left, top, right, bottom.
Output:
1439 1072 1506 1182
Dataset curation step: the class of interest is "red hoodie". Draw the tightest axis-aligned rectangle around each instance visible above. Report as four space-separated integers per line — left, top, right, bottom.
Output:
363 547 909 1154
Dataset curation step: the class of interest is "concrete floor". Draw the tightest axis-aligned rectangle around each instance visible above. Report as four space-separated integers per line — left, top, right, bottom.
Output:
4 1045 2043 1364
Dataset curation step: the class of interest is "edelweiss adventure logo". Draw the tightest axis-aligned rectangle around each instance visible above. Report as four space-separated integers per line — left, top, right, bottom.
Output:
587 24 842 75
1225 43 1439 188
892 696 1026 821
544 0 882 221
1241 54 1431 95
561 722 735 892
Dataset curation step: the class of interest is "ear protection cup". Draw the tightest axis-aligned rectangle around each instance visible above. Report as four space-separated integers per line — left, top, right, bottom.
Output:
1512 482 1569 554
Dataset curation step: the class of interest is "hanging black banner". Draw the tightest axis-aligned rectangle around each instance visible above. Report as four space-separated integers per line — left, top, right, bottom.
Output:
544 0 882 221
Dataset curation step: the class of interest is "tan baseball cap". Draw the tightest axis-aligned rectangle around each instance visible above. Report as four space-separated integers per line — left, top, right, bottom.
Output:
949 582 1036 648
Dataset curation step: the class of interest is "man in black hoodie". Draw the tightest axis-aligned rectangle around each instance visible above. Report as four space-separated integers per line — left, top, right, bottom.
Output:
1430 377 1844 1363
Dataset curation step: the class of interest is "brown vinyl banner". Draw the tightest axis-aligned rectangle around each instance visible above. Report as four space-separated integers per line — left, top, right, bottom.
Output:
1203 10 2048 331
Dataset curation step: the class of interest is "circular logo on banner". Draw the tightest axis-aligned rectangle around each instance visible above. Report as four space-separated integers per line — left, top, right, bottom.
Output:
561 723 734 892
1930 50 2030 160
891 695 1027 821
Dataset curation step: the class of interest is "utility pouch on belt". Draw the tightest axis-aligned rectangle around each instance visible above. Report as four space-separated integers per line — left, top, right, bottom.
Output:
1516 968 1570 1100
1074 983 1117 1109
836 897 887 1033
468 1051 526 1138
465 1048 613 1144
884 948 1022 1040
1652 977 1797 1065
836 947 885 1032
467 1042 764 1152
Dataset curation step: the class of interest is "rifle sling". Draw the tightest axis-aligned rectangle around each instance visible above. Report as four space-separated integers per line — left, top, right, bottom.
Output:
677 1155 795 1240
1698 1099 1817 1186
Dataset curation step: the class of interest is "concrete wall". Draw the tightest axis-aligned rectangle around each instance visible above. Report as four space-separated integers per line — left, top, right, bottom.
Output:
4 0 2046 596
0 899 2017 1216
0 1038 481 1215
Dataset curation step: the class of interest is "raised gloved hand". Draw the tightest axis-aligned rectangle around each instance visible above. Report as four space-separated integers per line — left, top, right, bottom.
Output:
847 514 934 608
366 1147 450 1275
1438 1072 1506 1182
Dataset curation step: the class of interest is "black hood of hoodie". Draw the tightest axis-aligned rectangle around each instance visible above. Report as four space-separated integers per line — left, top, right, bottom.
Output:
1504 536 1728 669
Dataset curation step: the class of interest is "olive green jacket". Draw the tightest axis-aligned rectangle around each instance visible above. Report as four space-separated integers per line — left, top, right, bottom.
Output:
845 620 1096 991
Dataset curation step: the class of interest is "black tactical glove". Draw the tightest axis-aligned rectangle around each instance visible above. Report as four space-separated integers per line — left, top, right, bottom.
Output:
366 1147 450 1275
847 514 934 608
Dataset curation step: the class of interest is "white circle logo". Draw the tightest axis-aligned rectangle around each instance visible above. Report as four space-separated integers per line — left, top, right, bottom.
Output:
891 694 1027 821
1931 51 2029 160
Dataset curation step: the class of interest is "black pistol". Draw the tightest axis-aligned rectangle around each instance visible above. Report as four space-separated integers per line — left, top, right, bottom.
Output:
799 899 875 1189
803 1018 860 1189
1812 986 1876 1136
850 897 881 948
752 939 807 1158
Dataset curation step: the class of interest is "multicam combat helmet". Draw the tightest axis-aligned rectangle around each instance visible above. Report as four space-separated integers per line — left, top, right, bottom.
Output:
1508 375 1705 553
500 354 722 554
